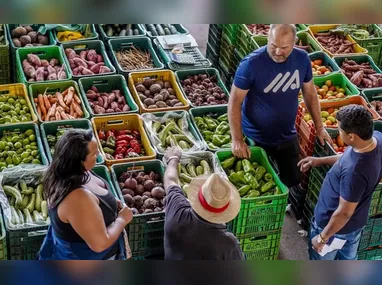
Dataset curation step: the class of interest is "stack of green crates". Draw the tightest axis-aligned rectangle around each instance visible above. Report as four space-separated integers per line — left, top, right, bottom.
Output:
235 25 262 56
0 24 10 84
206 25 223 68
216 147 289 260
0 214 7 260
218 25 239 88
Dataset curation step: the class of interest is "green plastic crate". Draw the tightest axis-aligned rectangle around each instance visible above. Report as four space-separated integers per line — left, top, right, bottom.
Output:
108 37 164 76
296 24 309 32
110 160 165 259
358 248 382 260
333 54 382 90
175 68 229 108
206 43 219 68
313 72 360 98
40 118 104 165
296 31 322 54
358 216 382 251
61 40 116 80
235 25 265 55
0 25 10 84
51 24 99 45
222 25 239 45
309 51 341 76
252 36 268 48
362 87 382 104
141 110 206 155
98 24 146 42
208 26 222 54
237 230 281 260
78 74 139 116
142 24 188 38
0 122 48 171
28 80 90 123
15 46 71 86
216 147 289 236
0 214 7 260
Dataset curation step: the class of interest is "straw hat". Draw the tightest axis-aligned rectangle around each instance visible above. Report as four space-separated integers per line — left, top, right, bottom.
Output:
187 173 241 224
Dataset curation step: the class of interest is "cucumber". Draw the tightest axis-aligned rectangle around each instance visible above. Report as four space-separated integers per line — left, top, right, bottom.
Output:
11 206 20 225
21 195 29 209
146 24 155 31
200 160 211 175
20 181 28 192
106 26 114 37
17 209 25 225
10 196 15 207
21 186 34 195
162 24 170 29
35 184 43 212
169 25 178 34
151 30 158 37
4 185 23 209
33 211 44 223
41 201 48 220
23 208 33 224
156 24 165 36
26 193 35 212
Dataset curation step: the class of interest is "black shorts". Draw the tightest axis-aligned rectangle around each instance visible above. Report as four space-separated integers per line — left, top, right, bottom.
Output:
254 136 302 188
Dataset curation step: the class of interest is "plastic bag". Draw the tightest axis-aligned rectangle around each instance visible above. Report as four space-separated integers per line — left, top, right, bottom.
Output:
171 43 185 54
0 164 50 229
38 24 90 35
141 111 205 154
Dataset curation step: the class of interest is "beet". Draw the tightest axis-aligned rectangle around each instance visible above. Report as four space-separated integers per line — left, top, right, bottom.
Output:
154 207 163 212
142 191 152 198
144 180 155 191
144 198 158 209
123 194 133 205
133 196 143 207
122 188 135 197
131 208 139 215
151 187 165 200
142 195 149 202
125 177 137 190
144 209 154 214
135 184 145 195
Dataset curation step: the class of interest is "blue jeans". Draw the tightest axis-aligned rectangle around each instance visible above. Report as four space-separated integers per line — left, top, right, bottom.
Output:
308 218 363 260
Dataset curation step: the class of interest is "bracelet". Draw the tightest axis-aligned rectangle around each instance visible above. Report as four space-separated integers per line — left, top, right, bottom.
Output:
167 156 180 165
319 233 328 244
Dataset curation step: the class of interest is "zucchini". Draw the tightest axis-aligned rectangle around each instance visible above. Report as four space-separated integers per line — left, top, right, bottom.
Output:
126 24 132 30
106 26 114 37
119 29 127 37
196 166 204 176
180 164 189 175
23 209 33 224
20 181 28 192
169 25 178 34
186 163 197 177
10 196 15 207
162 24 170 29
17 209 25 225
200 160 211 175
151 29 158 37
26 193 36 212
11 206 20 225
156 24 165 36
21 195 29 209
4 185 23 209
35 184 43 212
164 28 171 35
33 211 44 223
146 24 155 31
133 29 139 35
41 201 48 220
21 186 34 195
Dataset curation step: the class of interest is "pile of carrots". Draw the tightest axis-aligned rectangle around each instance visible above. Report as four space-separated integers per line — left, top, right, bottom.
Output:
33 86 84 121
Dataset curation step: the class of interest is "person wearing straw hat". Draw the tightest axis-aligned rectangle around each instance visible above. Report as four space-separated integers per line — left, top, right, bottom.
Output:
163 146 245 260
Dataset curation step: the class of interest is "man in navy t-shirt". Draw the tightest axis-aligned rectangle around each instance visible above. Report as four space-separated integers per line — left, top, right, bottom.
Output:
299 105 382 260
229 24 331 187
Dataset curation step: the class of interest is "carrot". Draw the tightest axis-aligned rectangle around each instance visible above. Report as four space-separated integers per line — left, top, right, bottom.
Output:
34 98 38 103
65 87 75 105
38 94 47 120
70 103 74 116
72 102 83 117
74 94 81 104
62 87 69 98
56 106 64 113
55 110 62 121
67 114 75 119
49 98 58 104
60 110 69 120
43 94 51 110
46 103 57 121
56 92 66 109
73 112 79 118
37 105 41 118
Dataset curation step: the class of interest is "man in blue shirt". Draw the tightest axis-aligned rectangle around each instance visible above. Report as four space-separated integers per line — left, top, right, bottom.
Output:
229 24 331 187
299 105 382 260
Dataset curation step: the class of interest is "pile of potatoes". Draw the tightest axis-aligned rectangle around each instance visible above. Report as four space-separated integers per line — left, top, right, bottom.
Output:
10 25 49 47
134 79 184 109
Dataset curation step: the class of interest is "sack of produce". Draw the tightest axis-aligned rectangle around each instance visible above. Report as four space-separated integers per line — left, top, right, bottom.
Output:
142 111 205 154
0 164 49 229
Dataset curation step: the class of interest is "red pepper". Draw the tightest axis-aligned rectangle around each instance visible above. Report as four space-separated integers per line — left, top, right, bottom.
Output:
115 130 131 136
133 145 141 154
116 140 129 146
115 154 124 160
130 139 139 145
98 130 106 140
125 148 134 155
116 135 133 142
132 130 140 138
115 146 126 155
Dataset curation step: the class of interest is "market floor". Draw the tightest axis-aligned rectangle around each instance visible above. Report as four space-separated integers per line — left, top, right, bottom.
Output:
184 24 310 260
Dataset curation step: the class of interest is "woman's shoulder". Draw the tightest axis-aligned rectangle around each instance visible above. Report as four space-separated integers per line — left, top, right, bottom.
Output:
62 187 99 206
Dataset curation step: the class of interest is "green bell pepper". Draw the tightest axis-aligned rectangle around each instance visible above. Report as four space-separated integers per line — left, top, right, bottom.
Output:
247 190 260 198
255 166 267 181
264 173 273 182
207 142 218 150
201 130 214 141
217 113 228 122
252 162 259 169
195 117 208 130
216 121 230 135
235 160 243 172
238 185 251 197
212 134 231 147
103 147 114 155
261 181 275 193
244 173 260 189
242 159 256 175
228 171 246 186
204 117 218 130
221 157 236 170
275 186 282 195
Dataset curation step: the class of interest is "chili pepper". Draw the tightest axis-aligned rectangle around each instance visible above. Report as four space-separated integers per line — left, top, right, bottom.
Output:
244 173 259 189
221 157 236 170
235 160 243 172
204 117 218 130
115 130 130 136
228 171 246 186
261 181 275 193
106 135 116 148
133 145 141 154
132 130 140 137
212 134 231 147
125 148 134 155
217 114 228 122
242 159 257 175
130 139 139 146
238 185 251 197
207 142 217 149
255 166 267 181
264 173 273 182
103 147 114 155
116 134 133 141
216 121 230 135
98 130 106 140
115 146 126 155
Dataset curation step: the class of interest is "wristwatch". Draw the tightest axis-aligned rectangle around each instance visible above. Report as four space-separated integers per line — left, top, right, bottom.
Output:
317 233 328 245
166 156 180 165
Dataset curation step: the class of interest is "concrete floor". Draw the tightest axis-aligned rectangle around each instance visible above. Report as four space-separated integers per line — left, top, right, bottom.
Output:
184 24 309 260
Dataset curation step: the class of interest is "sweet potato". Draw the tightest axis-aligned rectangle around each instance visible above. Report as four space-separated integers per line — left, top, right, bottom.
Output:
49 58 59 67
80 50 88 60
86 90 98 100
27 54 41 67
94 105 106 114
48 73 58 81
362 78 373 88
107 93 116 104
99 66 111 73
40 60 49 67
23 63 36 79
57 66 67 80
72 67 79 76
350 70 364 86
35 67 45 81
69 59 76 70
73 58 88 68
90 62 104 74
122 105 130 112
78 66 94 75
65 48 77 60
97 55 103 63
86 50 98 63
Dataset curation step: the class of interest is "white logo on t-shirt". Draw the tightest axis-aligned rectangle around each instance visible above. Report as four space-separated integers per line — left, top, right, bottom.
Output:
263 70 300 93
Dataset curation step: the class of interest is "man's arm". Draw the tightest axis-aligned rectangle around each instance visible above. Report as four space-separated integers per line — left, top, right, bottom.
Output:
228 85 249 142
164 159 180 194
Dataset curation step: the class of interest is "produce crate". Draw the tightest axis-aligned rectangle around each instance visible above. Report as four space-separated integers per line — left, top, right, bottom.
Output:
362 88 382 104
0 122 49 170
175 68 230 108
78 74 139 116
288 185 307 220
92 114 156 166
295 105 316 157
0 83 38 125
210 24 223 38
219 47 236 74
0 25 10 84
309 51 341 77
61 40 116 80
222 25 239 45
0 215 7 260
237 230 282 260
308 25 368 57
153 39 211 71
208 25 222 54
28 80 90 123
358 247 382 260
142 24 188 38
233 48 246 68
333 54 382 90
108 37 164 76
40 118 104 165
308 167 325 199
296 24 309 32
216 147 289 236
235 25 259 56
313 72 360 100
128 69 190 113
52 24 99 45
206 43 219 68
252 36 268 48
15 46 72 86
98 24 146 42
358 216 382 251
110 160 166 259
296 31 322 54
141 111 206 156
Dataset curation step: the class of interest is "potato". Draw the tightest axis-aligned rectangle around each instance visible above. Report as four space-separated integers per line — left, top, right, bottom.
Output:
168 88 175 95
153 94 164 102
149 84 162 95
135 84 146 93
143 98 155 106
24 25 34 33
12 26 27 38
37 34 49 45
170 99 179 106
139 93 147 101
155 101 167 108
155 80 164 88
20 35 32 46
12 38 21 47
28 31 38 43
148 105 158 109
144 90 151 97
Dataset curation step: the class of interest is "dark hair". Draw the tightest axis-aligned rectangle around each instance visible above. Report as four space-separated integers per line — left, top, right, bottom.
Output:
336 104 374 140
43 129 94 208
